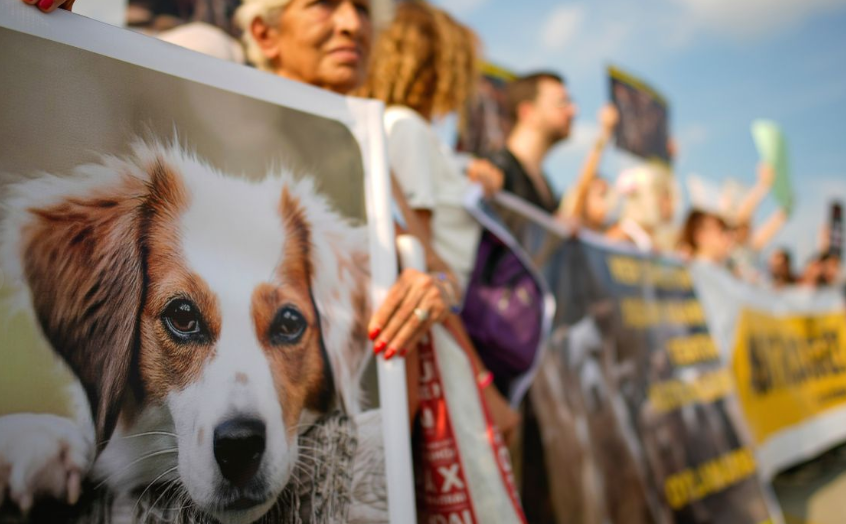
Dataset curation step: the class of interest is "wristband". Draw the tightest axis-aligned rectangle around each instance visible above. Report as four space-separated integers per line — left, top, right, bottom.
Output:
433 271 462 314
477 370 494 389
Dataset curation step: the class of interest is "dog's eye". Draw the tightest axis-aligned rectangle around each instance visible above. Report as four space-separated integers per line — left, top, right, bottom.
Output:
270 306 307 345
162 299 203 339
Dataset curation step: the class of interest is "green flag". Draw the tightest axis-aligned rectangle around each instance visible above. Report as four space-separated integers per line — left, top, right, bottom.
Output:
751 119 794 215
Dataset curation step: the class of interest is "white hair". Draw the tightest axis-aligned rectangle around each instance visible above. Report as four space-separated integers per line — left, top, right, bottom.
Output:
234 0 292 71
615 163 678 230
234 0 394 73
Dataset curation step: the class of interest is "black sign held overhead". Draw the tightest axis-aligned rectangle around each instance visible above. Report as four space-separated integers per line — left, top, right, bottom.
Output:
609 65 671 164
830 201 843 258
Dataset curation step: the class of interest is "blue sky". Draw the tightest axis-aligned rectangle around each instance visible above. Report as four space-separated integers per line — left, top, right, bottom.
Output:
433 0 846 265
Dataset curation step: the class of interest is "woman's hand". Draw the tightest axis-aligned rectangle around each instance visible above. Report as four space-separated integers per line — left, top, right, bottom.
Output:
431 270 462 311
368 268 450 360
466 158 504 197
22 0 75 13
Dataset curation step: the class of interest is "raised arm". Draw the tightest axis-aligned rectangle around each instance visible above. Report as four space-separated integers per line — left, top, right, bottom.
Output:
561 104 618 219
736 163 775 225
751 208 788 252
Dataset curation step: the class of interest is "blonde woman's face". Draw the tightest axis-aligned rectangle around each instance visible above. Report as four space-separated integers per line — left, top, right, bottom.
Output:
268 0 372 94
658 186 674 222
585 178 609 227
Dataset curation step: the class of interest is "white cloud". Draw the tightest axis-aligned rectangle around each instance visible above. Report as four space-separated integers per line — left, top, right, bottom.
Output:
540 5 587 51
671 0 846 39
518 0 846 80
469 0 846 82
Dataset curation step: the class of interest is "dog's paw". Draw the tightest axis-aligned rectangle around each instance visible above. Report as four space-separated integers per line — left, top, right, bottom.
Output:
0 413 93 513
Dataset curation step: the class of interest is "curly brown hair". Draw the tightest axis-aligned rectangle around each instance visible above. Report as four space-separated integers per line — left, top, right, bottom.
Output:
356 1 478 126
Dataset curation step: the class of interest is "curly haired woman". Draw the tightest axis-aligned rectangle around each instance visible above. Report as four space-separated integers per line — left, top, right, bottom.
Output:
357 1 504 292
356 2 519 435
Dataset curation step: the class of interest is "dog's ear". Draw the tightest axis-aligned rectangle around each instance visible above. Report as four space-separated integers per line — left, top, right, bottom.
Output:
10 171 149 448
313 237 371 414
280 179 372 414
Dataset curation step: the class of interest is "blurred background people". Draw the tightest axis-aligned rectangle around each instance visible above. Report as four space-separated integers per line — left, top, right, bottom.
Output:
563 104 620 232
678 209 734 265
768 247 796 288
489 72 577 214
800 252 843 288
726 163 788 283
606 164 678 252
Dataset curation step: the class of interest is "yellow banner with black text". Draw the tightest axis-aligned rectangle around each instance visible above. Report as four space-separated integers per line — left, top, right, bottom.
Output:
733 309 846 445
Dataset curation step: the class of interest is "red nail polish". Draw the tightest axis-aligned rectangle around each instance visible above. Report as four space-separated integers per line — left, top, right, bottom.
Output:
384 348 397 359
38 0 53 9
368 327 381 341
373 340 387 353
399 348 409 357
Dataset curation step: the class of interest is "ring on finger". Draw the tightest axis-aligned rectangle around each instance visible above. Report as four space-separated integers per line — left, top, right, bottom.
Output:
413 307 430 322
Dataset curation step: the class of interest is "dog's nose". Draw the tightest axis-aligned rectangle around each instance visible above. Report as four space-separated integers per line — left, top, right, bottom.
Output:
213 418 266 488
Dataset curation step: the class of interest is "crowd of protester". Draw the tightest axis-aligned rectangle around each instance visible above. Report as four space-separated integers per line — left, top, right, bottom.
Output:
27 0 844 410
20 0 845 515
33 0 840 292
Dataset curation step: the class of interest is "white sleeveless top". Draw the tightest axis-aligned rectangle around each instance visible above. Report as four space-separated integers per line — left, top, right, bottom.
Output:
384 106 481 289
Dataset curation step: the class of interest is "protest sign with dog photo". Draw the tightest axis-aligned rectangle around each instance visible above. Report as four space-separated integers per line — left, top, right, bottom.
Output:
0 4 409 523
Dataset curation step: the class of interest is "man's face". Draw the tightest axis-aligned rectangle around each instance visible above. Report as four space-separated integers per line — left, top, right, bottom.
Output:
265 0 372 94
530 78 577 144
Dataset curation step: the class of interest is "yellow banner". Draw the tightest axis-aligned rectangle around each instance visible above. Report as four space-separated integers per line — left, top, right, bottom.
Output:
733 309 846 444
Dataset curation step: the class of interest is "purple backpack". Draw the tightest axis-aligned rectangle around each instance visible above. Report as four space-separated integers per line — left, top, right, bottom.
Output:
460 229 543 392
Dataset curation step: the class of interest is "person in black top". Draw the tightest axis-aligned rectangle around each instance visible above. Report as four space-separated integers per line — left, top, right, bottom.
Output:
489 71 577 214
488 73 579 524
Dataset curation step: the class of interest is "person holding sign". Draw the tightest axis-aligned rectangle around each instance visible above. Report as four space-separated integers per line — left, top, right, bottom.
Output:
606 163 678 252
563 103 620 231
237 0 519 437
357 1 504 291
235 0 464 363
489 72 577 215
728 163 789 283
356 0 520 431
678 209 734 265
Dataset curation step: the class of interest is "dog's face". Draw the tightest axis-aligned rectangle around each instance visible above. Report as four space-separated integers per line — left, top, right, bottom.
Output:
2 142 371 523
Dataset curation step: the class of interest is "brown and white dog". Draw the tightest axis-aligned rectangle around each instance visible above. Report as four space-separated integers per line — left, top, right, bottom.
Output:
0 140 372 523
